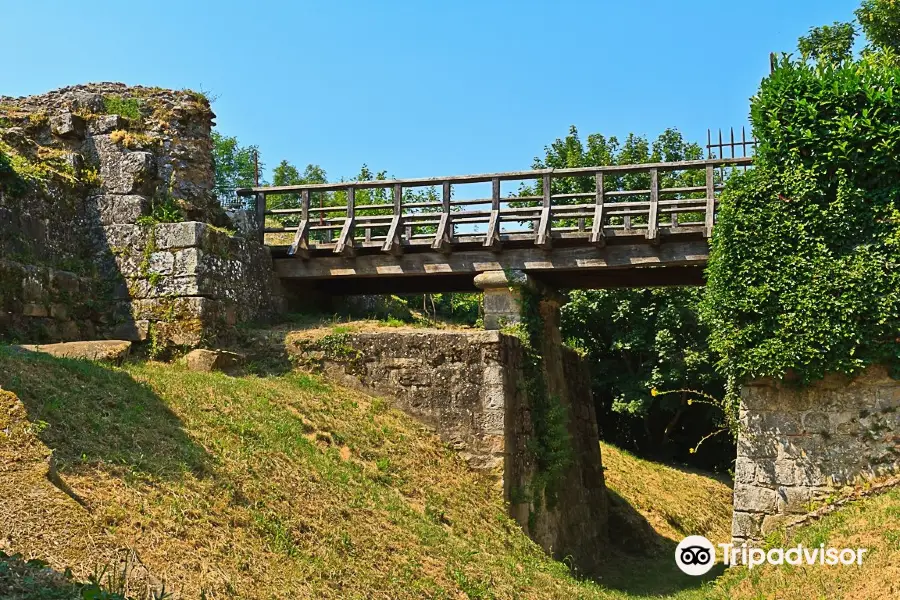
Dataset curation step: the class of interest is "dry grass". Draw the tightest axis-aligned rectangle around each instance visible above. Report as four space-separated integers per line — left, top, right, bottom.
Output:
600 442 733 546
0 347 615 599
707 486 900 599
3 345 895 599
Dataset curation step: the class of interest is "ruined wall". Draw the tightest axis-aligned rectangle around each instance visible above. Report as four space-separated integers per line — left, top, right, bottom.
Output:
0 83 281 345
288 327 608 573
732 366 900 543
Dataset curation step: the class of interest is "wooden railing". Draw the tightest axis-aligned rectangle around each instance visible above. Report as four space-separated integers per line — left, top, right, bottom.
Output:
236 157 752 257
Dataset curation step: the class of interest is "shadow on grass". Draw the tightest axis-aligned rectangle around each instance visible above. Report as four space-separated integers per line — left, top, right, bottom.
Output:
592 489 725 596
0 345 209 480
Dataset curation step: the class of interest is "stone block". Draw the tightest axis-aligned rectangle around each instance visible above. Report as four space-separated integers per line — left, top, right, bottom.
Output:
184 349 243 373
731 511 762 539
90 114 126 134
88 194 150 225
109 319 150 342
49 303 69 320
49 270 80 294
101 150 155 194
154 222 206 250
16 340 131 362
734 484 777 514
734 457 757 483
22 303 49 318
802 411 830 433
776 486 812 514
49 112 85 138
148 251 175 276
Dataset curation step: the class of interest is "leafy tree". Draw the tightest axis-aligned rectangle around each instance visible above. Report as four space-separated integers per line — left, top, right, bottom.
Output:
797 21 857 64
856 0 900 55
528 126 732 468
268 161 328 222
211 131 260 206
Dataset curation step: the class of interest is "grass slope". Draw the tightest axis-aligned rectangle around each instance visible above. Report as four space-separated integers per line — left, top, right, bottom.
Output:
0 348 621 599
1 346 895 599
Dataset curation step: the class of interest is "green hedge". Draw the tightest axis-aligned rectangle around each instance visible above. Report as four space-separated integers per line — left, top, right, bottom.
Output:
702 57 900 384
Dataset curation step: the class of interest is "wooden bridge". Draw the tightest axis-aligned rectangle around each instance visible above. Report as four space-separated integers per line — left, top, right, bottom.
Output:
237 156 753 294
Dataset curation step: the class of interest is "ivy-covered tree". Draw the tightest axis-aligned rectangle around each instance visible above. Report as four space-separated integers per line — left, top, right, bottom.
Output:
702 1 900 388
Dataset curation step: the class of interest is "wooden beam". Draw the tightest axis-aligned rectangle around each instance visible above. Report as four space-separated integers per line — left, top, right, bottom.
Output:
334 187 356 256
535 173 552 248
647 168 659 243
590 172 606 247
704 164 715 238
274 240 711 280
237 156 752 195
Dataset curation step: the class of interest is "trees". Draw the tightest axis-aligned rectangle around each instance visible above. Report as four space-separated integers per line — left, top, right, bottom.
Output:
856 0 900 56
797 22 857 64
211 131 259 207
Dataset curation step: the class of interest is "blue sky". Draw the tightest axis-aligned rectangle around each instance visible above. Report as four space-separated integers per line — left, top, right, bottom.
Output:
2 0 858 183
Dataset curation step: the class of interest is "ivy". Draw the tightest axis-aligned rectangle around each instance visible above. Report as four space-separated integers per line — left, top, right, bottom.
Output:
703 57 900 385
504 286 573 514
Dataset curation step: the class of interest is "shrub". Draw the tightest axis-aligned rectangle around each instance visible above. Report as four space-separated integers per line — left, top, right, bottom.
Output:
703 57 900 384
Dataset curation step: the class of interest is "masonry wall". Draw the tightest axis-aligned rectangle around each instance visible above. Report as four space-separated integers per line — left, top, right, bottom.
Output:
287 328 609 573
732 365 900 543
0 83 282 346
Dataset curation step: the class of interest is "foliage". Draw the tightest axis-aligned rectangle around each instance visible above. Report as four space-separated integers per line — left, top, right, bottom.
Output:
211 131 260 205
102 96 143 121
703 55 900 385
516 126 706 230
797 21 857 64
856 0 900 55
504 287 573 510
563 288 730 468
267 160 328 217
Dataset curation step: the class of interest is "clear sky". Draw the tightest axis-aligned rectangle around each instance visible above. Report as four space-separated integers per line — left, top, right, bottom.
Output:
1 0 858 183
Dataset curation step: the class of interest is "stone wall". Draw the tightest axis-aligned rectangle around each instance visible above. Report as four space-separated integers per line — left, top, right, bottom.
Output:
1 83 282 346
732 366 900 543
287 327 609 573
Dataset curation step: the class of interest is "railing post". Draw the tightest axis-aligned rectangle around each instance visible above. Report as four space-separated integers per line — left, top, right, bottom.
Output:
288 189 311 258
335 186 356 256
535 172 552 248
646 168 659 242
704 164 715 238
382 184 404 254
255 192 266 244
590 172 606 246
483 177 501 250
432 181 452 252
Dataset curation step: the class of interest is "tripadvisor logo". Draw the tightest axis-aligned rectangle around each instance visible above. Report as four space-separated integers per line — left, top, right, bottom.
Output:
676 535 869 576
675 535 716 576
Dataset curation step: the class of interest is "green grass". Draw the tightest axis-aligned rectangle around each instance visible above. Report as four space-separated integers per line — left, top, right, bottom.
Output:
102 96 143 120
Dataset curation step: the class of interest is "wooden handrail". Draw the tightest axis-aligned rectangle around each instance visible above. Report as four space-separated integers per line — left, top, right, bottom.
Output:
250 156 752 257
236 156 752 196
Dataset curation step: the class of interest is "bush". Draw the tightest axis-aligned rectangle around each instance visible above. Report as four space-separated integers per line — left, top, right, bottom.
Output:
703 57 900 384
